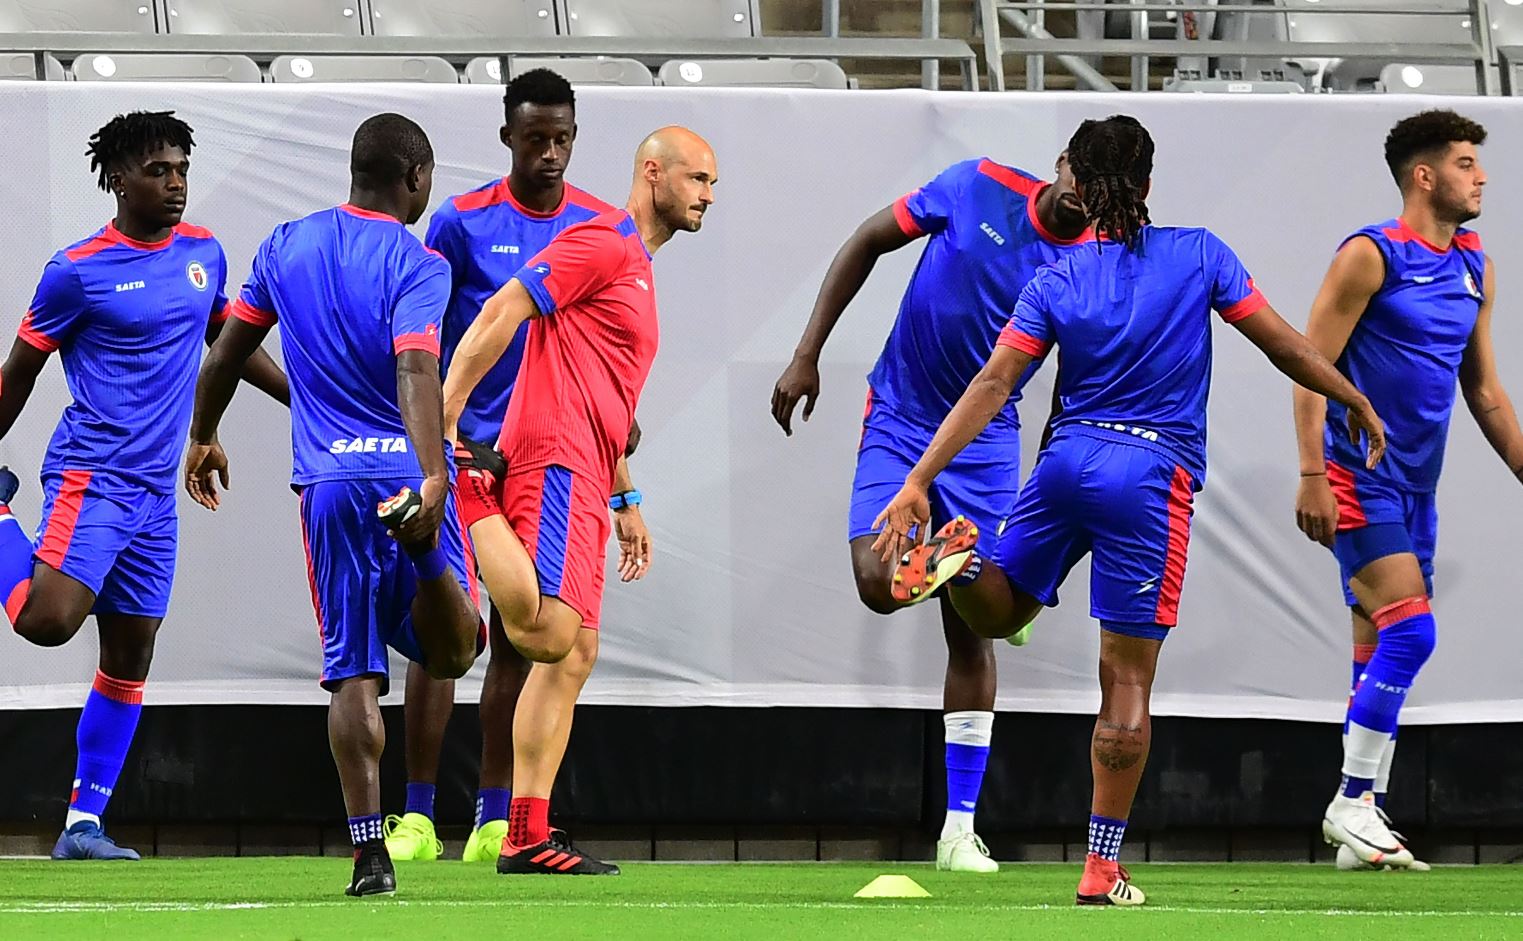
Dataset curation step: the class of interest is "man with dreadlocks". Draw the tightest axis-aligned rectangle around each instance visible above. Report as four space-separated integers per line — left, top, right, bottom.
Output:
770 147 1091 873
873 115 1387 906
0 111 285 861
1291 110 1522 873
186 113 485 898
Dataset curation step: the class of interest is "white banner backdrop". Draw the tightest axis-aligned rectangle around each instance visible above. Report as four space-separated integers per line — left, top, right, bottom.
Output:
0 83 1519 722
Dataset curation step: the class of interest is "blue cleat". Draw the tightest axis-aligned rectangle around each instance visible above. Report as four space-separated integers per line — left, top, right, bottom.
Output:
50 821 141 860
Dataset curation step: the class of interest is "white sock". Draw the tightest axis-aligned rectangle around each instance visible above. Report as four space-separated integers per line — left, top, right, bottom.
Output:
942 810 975 839
1341 721 1389 784
65 808 100 829
1375 735 1397 794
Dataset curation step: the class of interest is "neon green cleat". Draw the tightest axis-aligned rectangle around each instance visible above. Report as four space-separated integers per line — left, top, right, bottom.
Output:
462 819 509 862
1004 611 1039 646
382 813 442 861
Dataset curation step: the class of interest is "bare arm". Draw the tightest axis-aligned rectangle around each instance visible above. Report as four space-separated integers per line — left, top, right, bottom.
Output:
770 207 917 435
206 316 289 406
1234 302 1385 469
185 317 272 510
1459 258 1523 481
0 339 50 441
443 278 540 440
611 453 651 582
871 344 1036 561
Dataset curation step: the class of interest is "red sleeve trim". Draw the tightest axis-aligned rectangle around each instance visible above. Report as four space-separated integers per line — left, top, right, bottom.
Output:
891 194 924 238
17 311 58 352
208 299 229 325
394 333 441 357
996 326 1052 358
1218 286 1268 323
230 297 277 327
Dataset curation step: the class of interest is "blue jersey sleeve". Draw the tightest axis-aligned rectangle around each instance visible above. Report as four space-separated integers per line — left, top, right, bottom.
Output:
1203 231 1268 323
423 209 465 290
230 232 279 328
20 256 87 353
210 239 230 324
892 160 973 238
391 253 450 356
997 270 1056 358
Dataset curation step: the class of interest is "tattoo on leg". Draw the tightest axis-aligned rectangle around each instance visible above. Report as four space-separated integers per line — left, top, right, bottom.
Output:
1093 720 1146 773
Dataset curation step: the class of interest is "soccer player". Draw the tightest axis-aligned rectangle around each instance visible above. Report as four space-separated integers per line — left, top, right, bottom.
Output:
382 68 634 865
873 116 1385 905
1291 110 1523 871
0 111 286 861
443 125 716 875
184 113 484 897
770 150 1092 872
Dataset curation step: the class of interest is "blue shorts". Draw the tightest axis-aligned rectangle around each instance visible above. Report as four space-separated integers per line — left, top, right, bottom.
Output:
992 432 1194 639
298 478 481 693
1327 461 1437 607
33 470 176 618
848 390 1021 557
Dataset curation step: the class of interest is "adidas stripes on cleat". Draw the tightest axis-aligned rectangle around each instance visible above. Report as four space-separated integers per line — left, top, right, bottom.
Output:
496 830 620 876
454 437 507 480
1076 857 1145 907
890 515 978 606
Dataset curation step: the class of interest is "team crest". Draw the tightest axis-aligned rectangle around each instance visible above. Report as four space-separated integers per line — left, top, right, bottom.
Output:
1464 271 1483 300
186 261 209 291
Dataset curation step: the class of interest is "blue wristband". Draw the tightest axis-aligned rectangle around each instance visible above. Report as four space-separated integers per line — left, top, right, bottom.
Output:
610 489 642 510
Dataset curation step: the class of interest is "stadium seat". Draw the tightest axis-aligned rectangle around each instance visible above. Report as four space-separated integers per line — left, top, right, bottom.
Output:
0 52 65 79
561 0 757 38
1377 62 1489 94
269 54 456 83
71 52 261 81
162 0 363 35
0 0 157 32
1286 0 1473 90
463 55 654 86
367 0 557 37
658 58 849 89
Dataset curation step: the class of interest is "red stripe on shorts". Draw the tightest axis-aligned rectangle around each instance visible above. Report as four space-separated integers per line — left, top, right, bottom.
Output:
1153 465 1194 627
1326 461 1366 531
35 470 92 570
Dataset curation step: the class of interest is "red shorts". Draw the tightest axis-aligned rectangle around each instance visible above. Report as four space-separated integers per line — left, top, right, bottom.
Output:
501 464 610 630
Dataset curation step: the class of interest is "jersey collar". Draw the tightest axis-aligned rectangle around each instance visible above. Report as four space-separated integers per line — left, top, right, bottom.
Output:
104 221 175 251
1028 184 1094 246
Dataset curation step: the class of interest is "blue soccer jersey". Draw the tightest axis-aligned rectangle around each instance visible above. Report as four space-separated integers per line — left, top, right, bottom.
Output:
426 178 613 443
20 222 229 493
230 204 450 486
1324 218 1485 492
999 226 1267 486
868 158 1094 428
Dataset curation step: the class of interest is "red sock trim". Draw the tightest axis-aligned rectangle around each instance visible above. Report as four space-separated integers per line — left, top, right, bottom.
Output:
507 796 550 849
1371 597 1430 630
1352 643 1377 664
92 670 144 705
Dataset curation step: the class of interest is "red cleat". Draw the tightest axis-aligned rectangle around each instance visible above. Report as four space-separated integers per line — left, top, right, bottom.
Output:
889 515 978 606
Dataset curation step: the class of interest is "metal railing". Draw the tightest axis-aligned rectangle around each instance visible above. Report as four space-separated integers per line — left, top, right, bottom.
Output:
976 0 1497 94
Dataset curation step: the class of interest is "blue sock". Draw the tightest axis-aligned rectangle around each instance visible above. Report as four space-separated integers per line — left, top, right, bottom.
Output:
476 788 511 828
1374 791 1388 809
0 506 34 624
348 813 384 846
948 552 983 588
942 711 992 836
404 782 436 820
1343 600 1435 798
408 544 448 581
69 672 145 825
1088 814 1127 861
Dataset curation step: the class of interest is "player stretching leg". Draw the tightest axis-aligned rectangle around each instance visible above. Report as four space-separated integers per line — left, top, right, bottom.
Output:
444 127 715 875
874 116 1386 905
384 68 629 864
186 114 484 897
1290 110 1523 871
0 112 286 860
771 152 1090 872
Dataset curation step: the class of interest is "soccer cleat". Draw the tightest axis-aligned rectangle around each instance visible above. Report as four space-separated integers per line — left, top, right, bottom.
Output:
936 831 999 873
453 439 505 528
462 819 509 862
377 487 423 530
1005 611 1040 647
382 812 442 861
890 516 978 607
496 829 620 876
454 437 507 481
1322 792 1416 868
1076 856 1145 906
0 465 18 505
50 821 141 861
346 840 397 897
1335 808 1430 871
